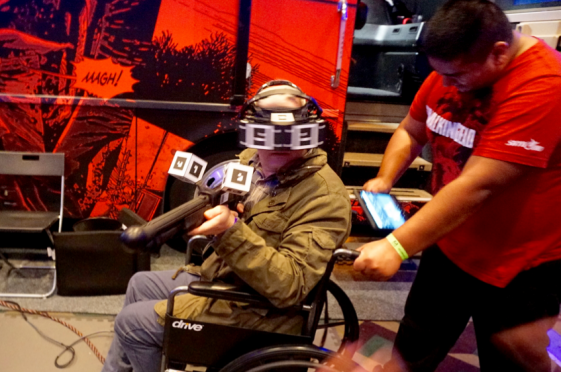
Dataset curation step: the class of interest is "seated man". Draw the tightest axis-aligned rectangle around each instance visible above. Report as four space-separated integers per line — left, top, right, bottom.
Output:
101 80 352 372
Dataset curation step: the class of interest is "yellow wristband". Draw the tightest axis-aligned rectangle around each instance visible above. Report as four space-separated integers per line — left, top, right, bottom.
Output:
386 233 409 260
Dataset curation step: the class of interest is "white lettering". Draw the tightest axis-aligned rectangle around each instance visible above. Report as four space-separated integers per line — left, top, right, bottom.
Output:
443 121 458 138
187 323 203 331
425 105 476 148
172 319 204 331
505 139 544 152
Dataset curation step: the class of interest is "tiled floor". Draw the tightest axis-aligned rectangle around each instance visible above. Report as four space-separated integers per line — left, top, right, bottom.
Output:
2 309 561 371
314 319 480 371
346 319 561 372
352 320 480 371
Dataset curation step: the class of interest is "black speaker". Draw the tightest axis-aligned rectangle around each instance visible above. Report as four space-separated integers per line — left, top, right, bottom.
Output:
54 230 150 296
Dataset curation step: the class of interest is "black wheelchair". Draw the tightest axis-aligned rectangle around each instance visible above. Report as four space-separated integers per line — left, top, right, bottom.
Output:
161 239 362 372
121 160 364 371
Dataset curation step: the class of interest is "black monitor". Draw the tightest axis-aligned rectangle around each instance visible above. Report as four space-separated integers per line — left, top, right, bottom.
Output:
347 22 431 104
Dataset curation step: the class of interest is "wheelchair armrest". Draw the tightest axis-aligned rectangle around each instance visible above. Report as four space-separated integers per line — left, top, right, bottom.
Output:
188 281 274 307
166 249 360 317
186 235 210 266
165 283 274 316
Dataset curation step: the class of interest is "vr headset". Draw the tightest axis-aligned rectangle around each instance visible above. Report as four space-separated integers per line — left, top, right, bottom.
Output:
238 80 326 150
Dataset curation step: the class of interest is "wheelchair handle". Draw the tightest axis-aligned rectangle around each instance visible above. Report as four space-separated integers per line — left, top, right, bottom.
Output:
333 248 360 261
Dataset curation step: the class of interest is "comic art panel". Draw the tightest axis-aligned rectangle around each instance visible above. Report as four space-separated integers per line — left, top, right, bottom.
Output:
0 0 356 221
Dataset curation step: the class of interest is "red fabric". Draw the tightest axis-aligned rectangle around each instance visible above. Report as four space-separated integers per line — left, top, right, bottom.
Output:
409 40 561 287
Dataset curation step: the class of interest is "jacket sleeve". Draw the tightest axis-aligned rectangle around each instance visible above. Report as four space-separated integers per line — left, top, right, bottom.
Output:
211 187 351 308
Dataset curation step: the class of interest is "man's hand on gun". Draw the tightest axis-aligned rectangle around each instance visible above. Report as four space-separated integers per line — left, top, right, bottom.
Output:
188 203 244 236
188 205 239 236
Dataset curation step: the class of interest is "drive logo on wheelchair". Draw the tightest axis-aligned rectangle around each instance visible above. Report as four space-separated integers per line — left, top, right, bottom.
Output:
172 319 204 331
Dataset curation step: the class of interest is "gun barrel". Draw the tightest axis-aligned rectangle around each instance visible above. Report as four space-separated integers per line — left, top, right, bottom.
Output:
121 195 211 250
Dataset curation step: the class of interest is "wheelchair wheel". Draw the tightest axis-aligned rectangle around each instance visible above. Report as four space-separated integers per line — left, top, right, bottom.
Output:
315 280 360 357
218 344 361 372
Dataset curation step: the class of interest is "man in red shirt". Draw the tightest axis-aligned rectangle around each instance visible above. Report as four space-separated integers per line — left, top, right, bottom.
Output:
355 0 561 371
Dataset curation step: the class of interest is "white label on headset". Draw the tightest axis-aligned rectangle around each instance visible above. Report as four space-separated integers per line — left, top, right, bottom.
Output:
243 123 275 149
290 123 319 150
271 112 295 123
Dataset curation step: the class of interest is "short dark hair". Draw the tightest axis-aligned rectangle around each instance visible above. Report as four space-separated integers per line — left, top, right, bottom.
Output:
422 0 513 62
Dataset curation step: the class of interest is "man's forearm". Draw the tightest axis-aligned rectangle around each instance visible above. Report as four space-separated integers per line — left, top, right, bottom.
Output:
392 176 489 255
377 125 425 185
392 156 529 256
371 114 428 189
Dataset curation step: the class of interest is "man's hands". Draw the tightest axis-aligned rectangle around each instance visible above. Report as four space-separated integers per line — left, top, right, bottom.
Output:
360 178 402 281
353 239 403 281
363 177 393 194
188 205 238 236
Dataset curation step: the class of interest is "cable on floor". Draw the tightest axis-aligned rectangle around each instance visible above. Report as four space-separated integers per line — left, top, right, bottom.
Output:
0 251 29 278
0 299 111 367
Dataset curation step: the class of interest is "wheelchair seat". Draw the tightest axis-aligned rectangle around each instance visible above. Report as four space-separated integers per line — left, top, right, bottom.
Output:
161 248 360 372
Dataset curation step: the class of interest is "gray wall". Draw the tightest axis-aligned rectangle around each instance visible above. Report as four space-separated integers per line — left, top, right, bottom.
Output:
394 0 561 22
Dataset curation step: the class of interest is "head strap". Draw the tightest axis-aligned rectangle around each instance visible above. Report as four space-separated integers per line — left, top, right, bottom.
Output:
239 81 323 125
238 80 326 150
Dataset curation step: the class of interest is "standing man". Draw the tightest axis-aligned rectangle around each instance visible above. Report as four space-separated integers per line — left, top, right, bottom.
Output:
355 1 561 371
101 80 352 372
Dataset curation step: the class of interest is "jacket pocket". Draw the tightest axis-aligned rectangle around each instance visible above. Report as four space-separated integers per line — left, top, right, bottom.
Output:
312 228 338 250
252 212 287 234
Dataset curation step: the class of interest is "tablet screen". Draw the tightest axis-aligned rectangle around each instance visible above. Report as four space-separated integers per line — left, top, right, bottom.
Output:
360 191 406 230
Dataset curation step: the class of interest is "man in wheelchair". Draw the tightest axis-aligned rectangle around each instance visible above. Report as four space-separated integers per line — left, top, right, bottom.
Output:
102 80 352 372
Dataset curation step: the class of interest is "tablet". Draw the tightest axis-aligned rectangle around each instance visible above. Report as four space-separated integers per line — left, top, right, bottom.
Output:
358 190 407 231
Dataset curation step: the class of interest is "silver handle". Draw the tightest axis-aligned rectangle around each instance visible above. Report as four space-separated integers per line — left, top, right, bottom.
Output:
331 0 348 88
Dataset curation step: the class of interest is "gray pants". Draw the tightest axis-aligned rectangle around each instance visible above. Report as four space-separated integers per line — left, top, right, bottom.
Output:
101 270 198 372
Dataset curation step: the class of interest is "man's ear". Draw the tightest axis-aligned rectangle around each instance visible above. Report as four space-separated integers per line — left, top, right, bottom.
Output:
491 41 510 66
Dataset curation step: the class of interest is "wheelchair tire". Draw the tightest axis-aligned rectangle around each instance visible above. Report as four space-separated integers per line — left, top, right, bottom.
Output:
218 344 360 372
316 280 360 357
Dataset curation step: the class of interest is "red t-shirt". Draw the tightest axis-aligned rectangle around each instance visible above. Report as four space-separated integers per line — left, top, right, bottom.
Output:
409 40 561 287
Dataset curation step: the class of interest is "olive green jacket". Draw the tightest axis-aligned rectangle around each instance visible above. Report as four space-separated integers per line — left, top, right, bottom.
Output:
154 148 351 334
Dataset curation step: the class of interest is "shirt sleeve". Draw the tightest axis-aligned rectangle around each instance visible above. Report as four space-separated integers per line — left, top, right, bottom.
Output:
409 71 440 123
473 76 561 168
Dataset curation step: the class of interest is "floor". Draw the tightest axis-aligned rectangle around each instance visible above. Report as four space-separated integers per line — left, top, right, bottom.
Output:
4 306 561 372
0 310 114 372
0 307 472 372
331 320 482 371
1 241 561 371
